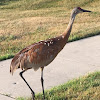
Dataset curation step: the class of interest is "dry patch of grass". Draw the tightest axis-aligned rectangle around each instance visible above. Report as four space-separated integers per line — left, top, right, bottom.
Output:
0 0 100 60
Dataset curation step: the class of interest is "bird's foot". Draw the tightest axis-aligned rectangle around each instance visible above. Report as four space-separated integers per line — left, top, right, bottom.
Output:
31 92 35 100
43 95 45 100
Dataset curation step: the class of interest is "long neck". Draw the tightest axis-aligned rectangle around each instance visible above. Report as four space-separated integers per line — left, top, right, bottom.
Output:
54 14 76 53
62 15 75 44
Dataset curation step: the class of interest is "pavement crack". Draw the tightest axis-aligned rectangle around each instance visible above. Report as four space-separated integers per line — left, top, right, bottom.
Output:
0 92 16 99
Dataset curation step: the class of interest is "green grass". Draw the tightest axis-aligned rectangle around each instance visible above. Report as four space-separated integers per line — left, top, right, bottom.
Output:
16 71 100 100
0 0 100 61
0 54 14 61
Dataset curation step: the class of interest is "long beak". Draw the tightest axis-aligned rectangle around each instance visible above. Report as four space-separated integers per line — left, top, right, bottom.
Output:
81 9 91 12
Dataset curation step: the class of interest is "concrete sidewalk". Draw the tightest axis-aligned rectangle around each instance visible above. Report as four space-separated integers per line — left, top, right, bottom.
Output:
0 35 100 100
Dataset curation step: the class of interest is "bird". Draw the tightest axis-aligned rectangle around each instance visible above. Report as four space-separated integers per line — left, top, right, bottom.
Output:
10 7 91 100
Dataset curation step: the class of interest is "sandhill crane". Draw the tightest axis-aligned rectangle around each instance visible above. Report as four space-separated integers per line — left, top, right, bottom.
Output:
10 7 91 100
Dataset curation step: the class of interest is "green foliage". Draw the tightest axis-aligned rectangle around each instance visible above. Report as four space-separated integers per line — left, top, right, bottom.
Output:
0 54 14 61
68 30 100 42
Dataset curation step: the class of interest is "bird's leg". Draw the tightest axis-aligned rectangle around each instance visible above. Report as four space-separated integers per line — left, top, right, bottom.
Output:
19 69 35 100
41 67 45 100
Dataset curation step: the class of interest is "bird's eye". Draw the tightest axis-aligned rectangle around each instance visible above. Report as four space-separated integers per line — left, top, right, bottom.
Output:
77 7 81 10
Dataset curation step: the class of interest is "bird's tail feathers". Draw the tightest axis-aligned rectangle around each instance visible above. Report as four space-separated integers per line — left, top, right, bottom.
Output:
10 54 22 75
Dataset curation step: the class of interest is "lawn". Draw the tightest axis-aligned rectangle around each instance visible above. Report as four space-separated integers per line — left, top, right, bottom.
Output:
17 71 100 100
0 0 100 60
0 1 100 100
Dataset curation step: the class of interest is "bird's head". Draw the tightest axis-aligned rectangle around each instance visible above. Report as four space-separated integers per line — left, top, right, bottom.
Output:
71 7 91 19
